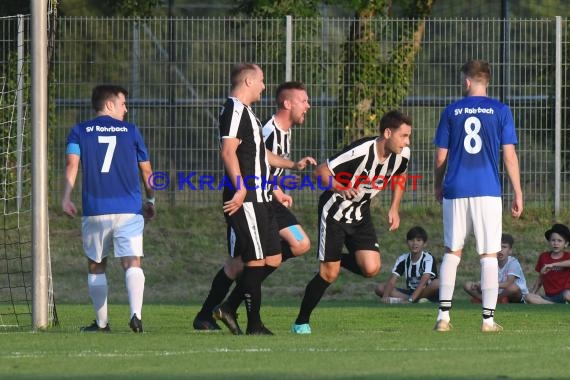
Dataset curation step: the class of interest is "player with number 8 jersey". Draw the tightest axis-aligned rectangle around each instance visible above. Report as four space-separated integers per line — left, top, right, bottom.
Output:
432 60 523 333
434 94 518 199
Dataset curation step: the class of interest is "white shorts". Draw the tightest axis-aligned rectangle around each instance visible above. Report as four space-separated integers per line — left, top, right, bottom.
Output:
82 214 144 263
443 196 502 255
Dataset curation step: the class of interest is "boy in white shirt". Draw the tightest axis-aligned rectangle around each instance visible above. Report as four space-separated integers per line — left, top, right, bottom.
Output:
463 233 528 303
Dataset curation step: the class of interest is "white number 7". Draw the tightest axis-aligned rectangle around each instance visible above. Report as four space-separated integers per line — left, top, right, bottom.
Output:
98 135 116 173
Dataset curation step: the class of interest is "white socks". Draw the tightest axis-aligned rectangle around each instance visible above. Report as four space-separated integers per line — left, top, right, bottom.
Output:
125 267 145 319
480 257 498 325
436 255 499 326
88 273 108 328
88 268 145 325
437 253 461 322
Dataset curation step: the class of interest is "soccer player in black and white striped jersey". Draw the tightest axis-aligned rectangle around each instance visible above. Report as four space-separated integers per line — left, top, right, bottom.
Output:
262 81 314 261
291 110 412 334
194 69 316 334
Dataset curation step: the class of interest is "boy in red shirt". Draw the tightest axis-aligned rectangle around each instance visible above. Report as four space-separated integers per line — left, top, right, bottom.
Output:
525 223 570 304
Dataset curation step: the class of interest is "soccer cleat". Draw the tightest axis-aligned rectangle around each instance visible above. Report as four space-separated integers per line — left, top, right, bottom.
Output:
129 314 143 333
433 319 452 332
212 303 243 335
80 320 111 333
418 298 430 304
481 321 503 332
291 323 311 334
193 315 221 331
246 324 274 335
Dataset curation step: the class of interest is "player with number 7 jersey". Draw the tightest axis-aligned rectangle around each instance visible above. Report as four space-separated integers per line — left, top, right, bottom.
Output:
65 113 150 216
62 84 155 334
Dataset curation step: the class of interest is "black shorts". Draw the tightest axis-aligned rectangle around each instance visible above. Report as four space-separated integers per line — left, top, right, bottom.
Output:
271 198 299 230
317 206 379 262
225 201 281 262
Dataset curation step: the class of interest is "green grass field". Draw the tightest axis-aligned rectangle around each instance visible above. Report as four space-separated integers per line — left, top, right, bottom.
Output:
1 301 568 379
2 205 569 379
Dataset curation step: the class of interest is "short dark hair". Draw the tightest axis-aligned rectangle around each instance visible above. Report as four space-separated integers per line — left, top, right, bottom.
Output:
406 226 428 242
501 233 514 247
91 84 128 112
275 81 306 108
461 59 491 84
379 110 412 134
230 63 259 89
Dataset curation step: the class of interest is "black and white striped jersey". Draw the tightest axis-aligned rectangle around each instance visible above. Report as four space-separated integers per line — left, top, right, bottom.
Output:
391 251 438 290
262 115 291 179
218 97 270 203
321 136 410 224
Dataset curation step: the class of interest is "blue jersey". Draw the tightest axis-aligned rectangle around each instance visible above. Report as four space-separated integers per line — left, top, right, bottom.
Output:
66 115 150 216
433 96 518 199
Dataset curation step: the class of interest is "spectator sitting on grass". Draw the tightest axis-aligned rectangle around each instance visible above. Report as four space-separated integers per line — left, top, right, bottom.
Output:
375 226 439 304
525 224 570 304
463 233 528 304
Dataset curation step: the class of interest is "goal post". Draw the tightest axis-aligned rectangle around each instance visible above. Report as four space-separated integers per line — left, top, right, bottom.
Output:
31 0 50 330
0 3 57 331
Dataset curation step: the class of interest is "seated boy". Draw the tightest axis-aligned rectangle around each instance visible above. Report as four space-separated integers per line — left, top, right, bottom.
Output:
525 223 570 304
463 233 528 304
375 226 439 303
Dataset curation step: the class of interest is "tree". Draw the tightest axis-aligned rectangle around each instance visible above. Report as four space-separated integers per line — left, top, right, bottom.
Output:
236 0 436 145
57 0 164 17
0 1 30 17
98 0 165 17
236 0 321 17
335 0 435 144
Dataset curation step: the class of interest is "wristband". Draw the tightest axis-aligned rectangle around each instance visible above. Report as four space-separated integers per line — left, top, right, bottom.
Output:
146 197 155 205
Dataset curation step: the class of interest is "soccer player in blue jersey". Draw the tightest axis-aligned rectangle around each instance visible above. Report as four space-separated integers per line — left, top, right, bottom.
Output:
433 60 523 333
62 85 155 333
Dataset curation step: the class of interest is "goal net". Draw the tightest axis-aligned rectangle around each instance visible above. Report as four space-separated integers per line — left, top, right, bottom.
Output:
0 12 58 330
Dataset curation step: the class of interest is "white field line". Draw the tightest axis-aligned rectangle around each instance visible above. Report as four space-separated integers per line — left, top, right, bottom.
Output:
4 345 569 359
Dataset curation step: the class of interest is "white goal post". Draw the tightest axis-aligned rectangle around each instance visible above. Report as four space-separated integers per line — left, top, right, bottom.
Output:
31 0 50 330
0 2 57 331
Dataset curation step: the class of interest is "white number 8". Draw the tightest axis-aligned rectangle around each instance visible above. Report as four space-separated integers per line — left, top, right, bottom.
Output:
98 135 116 173
463 116 482 154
